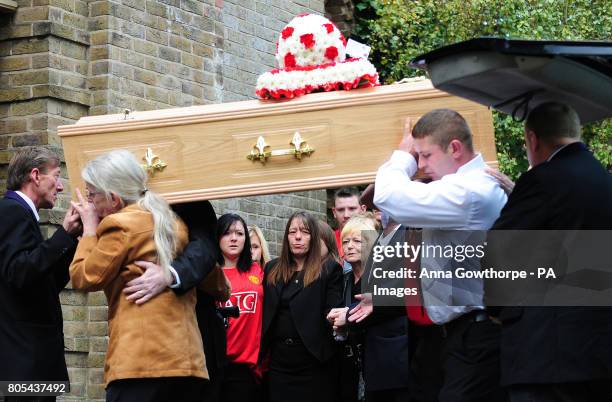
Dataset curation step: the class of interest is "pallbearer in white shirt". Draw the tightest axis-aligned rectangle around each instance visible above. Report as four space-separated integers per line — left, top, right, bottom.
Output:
372 109 507 402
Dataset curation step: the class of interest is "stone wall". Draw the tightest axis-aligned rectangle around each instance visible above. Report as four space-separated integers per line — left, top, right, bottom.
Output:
0 0 91 193
324 0 354 36
0 0 357 400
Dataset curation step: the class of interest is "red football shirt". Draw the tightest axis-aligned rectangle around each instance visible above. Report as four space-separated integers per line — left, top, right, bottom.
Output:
220 262 264 366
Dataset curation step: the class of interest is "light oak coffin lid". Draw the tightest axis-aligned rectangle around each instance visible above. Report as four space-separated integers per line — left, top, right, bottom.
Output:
58 80 497 203
59 80 438 135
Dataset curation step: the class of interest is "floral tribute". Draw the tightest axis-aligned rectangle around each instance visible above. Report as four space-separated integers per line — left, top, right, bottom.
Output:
256 14 379 100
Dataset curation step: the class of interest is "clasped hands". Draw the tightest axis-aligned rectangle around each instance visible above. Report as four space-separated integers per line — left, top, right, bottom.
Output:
61 188 100 237
68 188 100 237
326 292 374 330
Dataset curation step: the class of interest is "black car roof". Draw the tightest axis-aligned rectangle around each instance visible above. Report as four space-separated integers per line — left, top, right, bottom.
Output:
410 38 612 123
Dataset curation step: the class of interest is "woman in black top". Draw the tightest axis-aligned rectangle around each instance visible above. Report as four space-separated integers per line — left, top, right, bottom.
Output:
327 214 379 402
330 214 411 402
261 212 343 402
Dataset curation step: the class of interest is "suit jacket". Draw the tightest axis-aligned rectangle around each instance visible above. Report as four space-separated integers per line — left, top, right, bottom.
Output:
172 235 230 378
262 258 343 363
69 203 207 385
357 227 411 391
490 142 612 385
0 194 77 381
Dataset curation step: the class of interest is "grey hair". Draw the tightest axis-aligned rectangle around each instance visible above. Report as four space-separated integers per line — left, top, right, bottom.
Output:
82 149 178 279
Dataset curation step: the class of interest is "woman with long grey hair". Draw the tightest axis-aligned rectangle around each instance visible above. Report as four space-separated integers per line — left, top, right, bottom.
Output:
69 149 207 402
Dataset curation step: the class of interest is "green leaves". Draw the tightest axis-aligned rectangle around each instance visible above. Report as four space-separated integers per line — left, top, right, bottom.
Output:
356 2 369 11
354 0 612 177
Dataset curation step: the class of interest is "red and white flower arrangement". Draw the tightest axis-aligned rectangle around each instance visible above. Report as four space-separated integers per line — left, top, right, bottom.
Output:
256 14 379 100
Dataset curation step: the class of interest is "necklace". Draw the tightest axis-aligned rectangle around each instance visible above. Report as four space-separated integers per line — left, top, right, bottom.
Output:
292 270 300 284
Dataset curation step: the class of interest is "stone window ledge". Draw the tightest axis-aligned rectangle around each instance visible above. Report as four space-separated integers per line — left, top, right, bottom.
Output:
0 0 17 13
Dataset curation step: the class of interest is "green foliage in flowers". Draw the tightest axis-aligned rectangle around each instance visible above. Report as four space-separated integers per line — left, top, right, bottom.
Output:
352 0 612 179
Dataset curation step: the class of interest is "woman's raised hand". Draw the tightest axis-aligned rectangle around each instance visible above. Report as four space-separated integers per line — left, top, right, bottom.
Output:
71 188 100 237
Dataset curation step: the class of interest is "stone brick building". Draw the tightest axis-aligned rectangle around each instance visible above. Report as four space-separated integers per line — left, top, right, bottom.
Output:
0 0 356 400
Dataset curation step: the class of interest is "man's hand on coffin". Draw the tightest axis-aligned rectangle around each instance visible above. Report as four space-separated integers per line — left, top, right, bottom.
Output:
124 260 172 304
398 117 418 161
71 188 99 237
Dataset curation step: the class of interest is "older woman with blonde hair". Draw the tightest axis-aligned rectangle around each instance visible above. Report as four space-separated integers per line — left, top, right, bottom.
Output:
327 212 379 402
69 149 207 402
331 212 412 402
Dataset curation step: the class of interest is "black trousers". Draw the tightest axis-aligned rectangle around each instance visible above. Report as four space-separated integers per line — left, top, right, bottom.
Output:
338 342 361 402
106 377 206 402
267 340 337 402
411 311 507 402
220 363 260 402
366 387 411 402
509 381 612 402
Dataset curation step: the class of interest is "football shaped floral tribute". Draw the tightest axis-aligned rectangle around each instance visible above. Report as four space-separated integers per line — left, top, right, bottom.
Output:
255 13 379 100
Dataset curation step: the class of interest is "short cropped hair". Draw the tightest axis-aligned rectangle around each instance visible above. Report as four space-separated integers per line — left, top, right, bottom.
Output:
525 102 581 142
334 187 360 202
340 212 380 263
412 109 474 153
7 146 60 191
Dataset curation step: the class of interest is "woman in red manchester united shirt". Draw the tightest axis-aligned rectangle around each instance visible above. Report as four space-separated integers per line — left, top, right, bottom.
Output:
216 213 264 402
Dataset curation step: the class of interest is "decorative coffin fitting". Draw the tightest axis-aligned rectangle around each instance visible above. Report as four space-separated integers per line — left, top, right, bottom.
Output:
57 80 497 203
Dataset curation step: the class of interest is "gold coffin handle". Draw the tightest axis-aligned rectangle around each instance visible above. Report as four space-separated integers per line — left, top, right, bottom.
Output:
247 132 315 164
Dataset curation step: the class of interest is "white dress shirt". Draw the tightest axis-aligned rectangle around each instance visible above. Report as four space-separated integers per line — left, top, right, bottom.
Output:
15 191 40 222
374 150 507 324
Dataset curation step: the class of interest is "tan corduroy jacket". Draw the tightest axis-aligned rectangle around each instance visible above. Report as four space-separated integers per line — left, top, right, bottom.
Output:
70 203 207 385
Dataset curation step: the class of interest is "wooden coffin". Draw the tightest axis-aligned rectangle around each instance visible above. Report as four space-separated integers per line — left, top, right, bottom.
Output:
58 80 497 203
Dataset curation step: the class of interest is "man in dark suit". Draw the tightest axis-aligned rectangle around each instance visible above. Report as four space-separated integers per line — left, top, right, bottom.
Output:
490 102 612 401
0 146 81 401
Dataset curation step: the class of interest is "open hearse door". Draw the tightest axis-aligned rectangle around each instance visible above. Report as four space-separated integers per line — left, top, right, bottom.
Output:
57 80 498 201
409 37 612 124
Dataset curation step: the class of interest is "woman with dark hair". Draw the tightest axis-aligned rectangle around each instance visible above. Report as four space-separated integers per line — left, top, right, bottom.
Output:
216 213 264 402
318 219 342 266
262 211 343 402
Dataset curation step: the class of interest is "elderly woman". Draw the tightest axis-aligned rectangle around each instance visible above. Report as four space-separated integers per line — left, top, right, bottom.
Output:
262 211 343 402
327 213 379 402
330 213 412 402
69 150 207 402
